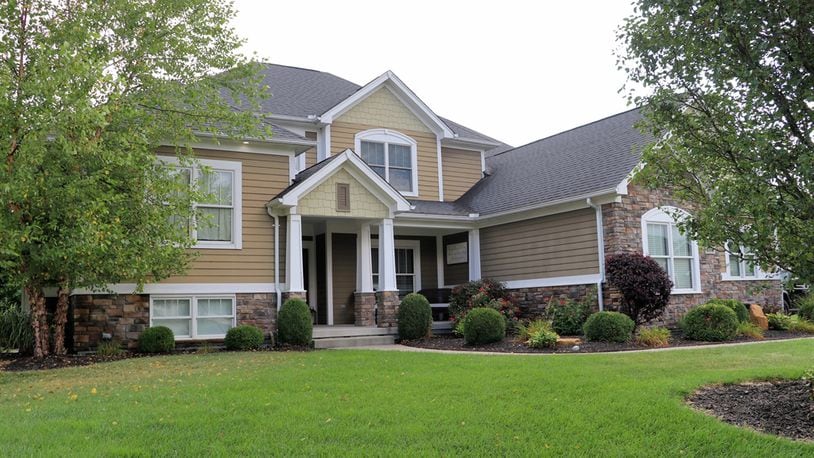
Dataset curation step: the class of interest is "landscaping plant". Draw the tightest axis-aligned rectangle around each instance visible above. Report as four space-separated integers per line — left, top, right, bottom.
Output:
449 279 516 332
544 291 594 336
635 326 671 347
605 253 672 329
278 298 313 346
681 304 738 342
767 313 792 331
527 329 559 349
96 340 123 357
736 322 765 340
706 299 749 323
788 316 814 335
583 311 635 343
397 293 432 341
224 325 265 351
516 319 554 343
798 294 814 322
462 307 506 346
0 302 33 354
138 326 175 353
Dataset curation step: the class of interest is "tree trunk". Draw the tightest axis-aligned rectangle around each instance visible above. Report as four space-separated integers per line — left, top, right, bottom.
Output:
25 286 49 357
53 282 69 355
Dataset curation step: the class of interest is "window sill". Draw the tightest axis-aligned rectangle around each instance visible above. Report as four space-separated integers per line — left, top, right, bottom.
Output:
671 289 703 295
174 335 227 341
194 241 241 250
720 274 778 282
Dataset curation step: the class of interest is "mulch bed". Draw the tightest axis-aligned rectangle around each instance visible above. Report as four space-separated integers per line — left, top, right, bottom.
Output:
0 353 141 372
688 380 814 442
403 330 811 354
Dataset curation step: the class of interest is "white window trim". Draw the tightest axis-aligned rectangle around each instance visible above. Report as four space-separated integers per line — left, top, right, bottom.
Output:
722 244 773 281
149 294 237 340
372 239 422 294
641 207 702 295
158 156 243 250
354 129 419 197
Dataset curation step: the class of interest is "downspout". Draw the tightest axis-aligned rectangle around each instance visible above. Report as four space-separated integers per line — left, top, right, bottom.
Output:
587 198 605 311
267 205 282 311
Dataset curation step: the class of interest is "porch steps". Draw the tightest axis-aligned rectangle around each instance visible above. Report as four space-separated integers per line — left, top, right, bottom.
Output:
312 325 397 349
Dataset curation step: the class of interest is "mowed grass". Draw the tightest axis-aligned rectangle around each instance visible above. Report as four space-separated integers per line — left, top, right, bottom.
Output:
1 341 814 457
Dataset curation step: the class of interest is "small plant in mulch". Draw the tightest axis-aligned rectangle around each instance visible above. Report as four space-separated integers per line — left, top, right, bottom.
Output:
767 313 792 331
635 326 671 347
516 319 559 349
735 322 765 340
449 279 519 335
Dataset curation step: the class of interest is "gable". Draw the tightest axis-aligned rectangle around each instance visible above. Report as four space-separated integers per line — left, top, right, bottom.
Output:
297 167 389 218
337 87 432 134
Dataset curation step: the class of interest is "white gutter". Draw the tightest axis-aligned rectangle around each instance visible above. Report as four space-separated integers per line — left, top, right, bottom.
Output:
267 207 282 311
587 198 605 311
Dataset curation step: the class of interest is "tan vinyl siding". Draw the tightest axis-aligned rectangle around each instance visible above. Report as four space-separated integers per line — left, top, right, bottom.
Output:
441 147 482 201
331 121 440 201
332 233 356 325
157 148 289 283
443 232 469 286
480 208 600 281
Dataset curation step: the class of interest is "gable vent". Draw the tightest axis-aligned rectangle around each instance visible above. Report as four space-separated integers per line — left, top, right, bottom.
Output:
336 183 350 212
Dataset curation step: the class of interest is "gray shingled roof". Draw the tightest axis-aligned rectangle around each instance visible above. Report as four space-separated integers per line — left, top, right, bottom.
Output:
256 64 502 146
407 200 472 216
267 123 310 143
457 108 650 216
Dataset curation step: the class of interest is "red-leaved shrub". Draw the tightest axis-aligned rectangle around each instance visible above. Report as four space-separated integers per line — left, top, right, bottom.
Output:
605 253 672 328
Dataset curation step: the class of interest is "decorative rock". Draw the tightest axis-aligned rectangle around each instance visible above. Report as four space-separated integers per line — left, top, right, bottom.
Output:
557 337 583 347
748 304 769 330
571 345 580 352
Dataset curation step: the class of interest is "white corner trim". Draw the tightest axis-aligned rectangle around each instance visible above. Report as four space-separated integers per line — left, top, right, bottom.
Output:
503 274 602 290
72 283 277 295
354 128 419 197
320 71 454 138
436 235 445 288
436 137 444 201
326 229 334 326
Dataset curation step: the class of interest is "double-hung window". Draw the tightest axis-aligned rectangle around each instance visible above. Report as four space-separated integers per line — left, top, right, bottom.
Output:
355 129 418 196
161 156 242 249
151 295 236 339
371 240 422 298
724 243 766 280
642 207 700 293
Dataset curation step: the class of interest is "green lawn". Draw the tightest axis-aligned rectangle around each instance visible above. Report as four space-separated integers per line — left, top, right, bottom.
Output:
1 341 813 457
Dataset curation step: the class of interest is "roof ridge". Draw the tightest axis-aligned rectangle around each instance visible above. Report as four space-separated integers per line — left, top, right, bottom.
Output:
490 106 641 158
258 62 361 88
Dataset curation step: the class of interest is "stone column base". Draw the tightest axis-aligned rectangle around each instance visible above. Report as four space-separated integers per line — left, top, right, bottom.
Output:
354 292 376 326
375 291 400 328
281 291 307 302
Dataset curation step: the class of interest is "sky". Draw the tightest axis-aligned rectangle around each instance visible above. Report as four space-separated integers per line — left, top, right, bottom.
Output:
231 0 637 147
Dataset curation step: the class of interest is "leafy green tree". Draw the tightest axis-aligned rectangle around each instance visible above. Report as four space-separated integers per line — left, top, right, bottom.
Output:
617 1 814 280
0 0 268 356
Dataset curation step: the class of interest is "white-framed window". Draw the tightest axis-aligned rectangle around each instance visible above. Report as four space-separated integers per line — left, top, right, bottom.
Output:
159 156 242 249
150 295 236 339
723 243 773 280
371 240 422 297
355 129 418 196
641 207 701 294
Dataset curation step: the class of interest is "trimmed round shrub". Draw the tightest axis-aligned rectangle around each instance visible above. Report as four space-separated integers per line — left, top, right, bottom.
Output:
224 325 264 351
462 307 506 345
278 298 313 346
139 326 175 353
767 313 792 331
583 311 635 343
798 294 814 321
681 303 738 341
605 253 672 327
398 293 432 340
706 298 749 323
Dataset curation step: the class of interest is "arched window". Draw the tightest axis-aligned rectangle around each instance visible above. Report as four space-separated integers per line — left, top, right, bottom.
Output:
641 207 701 294
355 129 418 196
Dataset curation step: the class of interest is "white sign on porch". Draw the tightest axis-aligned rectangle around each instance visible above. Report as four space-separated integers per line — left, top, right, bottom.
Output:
446 242 468 265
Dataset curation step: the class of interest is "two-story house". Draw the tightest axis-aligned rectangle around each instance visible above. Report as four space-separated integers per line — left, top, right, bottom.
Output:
70 64 781 350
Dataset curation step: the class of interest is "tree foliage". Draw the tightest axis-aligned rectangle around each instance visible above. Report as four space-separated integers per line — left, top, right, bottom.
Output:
617 0 814 280
0 0 268 356
605 253 672 328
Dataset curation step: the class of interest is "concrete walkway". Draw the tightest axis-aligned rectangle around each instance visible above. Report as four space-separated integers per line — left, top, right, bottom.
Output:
332 336 814 356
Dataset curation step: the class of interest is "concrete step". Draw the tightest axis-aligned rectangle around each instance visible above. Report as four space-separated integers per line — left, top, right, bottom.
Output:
314 335 396 349
312 326 397 339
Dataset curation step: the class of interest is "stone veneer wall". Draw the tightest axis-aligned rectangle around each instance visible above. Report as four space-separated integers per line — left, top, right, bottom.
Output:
601 184 782 325
73 292 276 352
508 284 597 318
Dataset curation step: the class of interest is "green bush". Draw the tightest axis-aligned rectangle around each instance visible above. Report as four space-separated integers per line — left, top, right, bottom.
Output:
767 313 792 331
798 294 814 321
397 293 432 340
96 340 123 356
583 311 635 343
139 326 175 353
225 325 265 351
789 316 814 334
736 321 765 340
527 329 559 349
544 292 593 336
278 298 313 346
516 318 553 342
462 307 506 345
706 298 749 323
0 304 33 354
681 303 738 341
635 326 671 347
449 279 517 333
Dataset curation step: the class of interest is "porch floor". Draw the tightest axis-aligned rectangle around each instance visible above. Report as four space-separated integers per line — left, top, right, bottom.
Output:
313 325 397 339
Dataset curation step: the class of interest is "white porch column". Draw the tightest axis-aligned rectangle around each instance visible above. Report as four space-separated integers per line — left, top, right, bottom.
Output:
285 213 305 292
356 223 373 293
468 228 481 281
378 218 397 291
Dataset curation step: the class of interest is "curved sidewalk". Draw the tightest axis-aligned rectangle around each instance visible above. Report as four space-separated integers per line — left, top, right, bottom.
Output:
333 336 814 356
